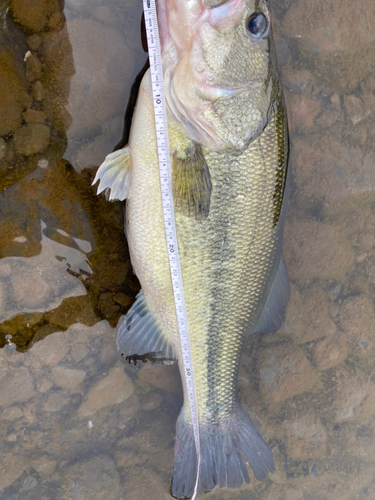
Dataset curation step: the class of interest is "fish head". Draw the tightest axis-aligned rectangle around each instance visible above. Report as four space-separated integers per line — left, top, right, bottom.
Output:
158 0 280 151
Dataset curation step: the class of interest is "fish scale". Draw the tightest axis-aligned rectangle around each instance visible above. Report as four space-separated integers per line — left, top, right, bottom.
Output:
177 125 281 424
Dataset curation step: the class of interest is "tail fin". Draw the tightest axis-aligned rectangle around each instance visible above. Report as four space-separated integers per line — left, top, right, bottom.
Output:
171 405 274 498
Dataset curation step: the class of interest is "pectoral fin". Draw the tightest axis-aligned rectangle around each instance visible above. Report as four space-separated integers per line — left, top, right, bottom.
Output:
172 142 212 220
92 146 131 201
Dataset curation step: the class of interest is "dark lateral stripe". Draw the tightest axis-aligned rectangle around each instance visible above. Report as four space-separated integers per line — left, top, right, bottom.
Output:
273 99 289 228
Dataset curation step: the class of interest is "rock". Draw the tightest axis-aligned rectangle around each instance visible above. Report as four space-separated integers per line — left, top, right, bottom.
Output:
0 454 29 491
37 158 49 168
284 91 321 131
315 107 342 130
0 50 31 136
36 375 54 393
63 18 141 170
25 54 43 82
0 138 6 161
112 0 140 9
31 80 45 101
121 0 146 51
43 391 70 412
120 467 169 500
66 321 109 345
5 433 17 442
51 365 86 390
280 284 337 344
331 204 375 261
334 372 369 422
30 455 57 478
139 392 163 412
344 95 367 124
32 25 74 139
113 411 174 471
291 131 375 213
71 344 89 363
326 281 342 302
92 5 119 26
0 220 92 322
65 454 121 500
0 282 6 317
13 123 51 156
284 219 355 282
47 11 63 30
281 0 375 93
73 115 124 170
113 292 133 307
0 262 12 277
358 483 375 500
22 109 46 124
274 39 290 69
282 415 327 460
99 342 117 365
10 0 60 32
30 330 70 365
0 406 23 421
282 69 314 95
258 344 318 403
339 295 375 348
312 334 349 370
27 34 42 50
11 269 51 308
0 365 35 407
65 0 102 14
21 475 38 492
77 362 134 417
282 0 375 54
137 362 182 394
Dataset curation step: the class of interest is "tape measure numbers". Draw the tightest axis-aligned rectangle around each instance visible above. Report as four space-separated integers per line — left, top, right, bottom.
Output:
142 1 201 498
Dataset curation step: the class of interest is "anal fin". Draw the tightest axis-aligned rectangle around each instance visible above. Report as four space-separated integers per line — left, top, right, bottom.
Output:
251 257 290 335
92 146 131 201
117 290 176 366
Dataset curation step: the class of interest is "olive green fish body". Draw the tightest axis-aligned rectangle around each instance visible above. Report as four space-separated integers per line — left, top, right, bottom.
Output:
127 67 288 416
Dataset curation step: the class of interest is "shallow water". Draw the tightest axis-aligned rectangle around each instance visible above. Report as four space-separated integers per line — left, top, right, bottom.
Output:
1 0 375 499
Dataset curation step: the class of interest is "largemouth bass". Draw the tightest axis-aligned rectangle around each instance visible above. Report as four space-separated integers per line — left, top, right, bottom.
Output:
94 0 290 496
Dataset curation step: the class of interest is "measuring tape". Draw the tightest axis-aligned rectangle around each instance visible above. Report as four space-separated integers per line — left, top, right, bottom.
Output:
142 0 201 498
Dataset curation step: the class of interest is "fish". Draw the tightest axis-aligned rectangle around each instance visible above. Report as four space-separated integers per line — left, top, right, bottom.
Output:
93 0 290 497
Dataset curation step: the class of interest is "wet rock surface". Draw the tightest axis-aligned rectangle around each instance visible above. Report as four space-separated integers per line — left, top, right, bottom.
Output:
13 123 50 156
1 0 375 499
0 322 175 500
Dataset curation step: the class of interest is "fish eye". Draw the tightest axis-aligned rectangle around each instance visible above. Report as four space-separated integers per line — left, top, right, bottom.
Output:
247 12 268 38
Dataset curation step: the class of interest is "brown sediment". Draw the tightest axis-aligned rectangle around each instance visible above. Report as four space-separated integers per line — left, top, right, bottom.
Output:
0 1 139 351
